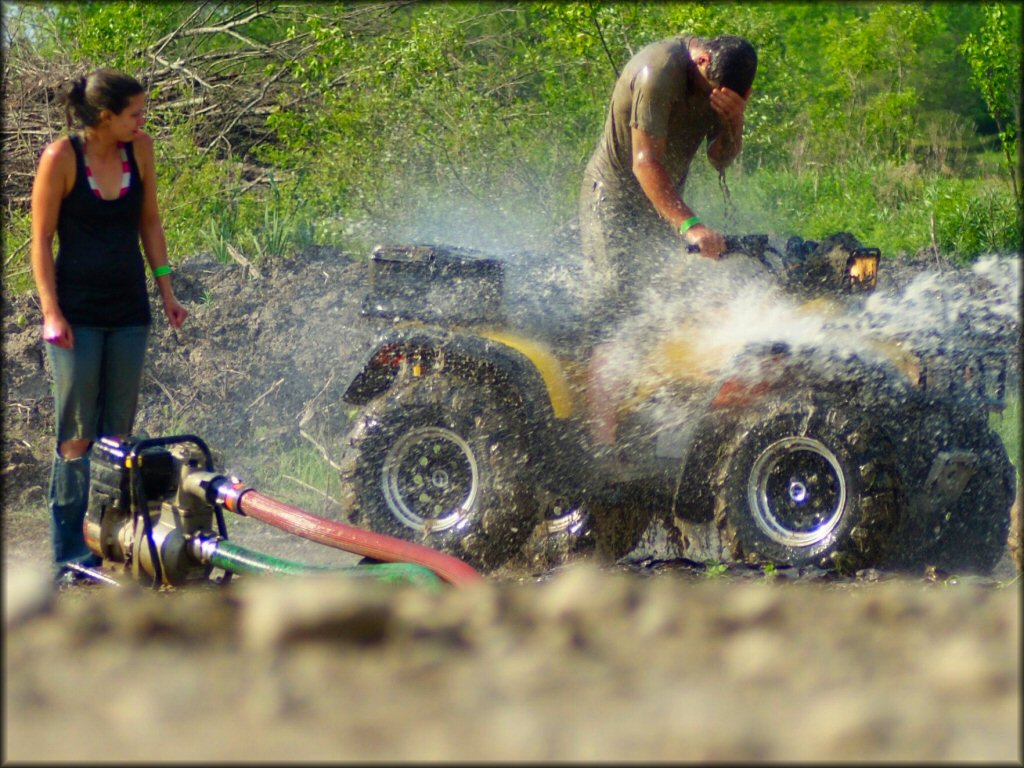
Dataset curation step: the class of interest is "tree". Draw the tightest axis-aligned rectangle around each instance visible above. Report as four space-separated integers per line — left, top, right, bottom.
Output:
960 3 1021 208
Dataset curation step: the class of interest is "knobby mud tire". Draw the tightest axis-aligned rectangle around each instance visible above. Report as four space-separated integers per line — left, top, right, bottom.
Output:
711 397 902 572
338 373 537 572
890 399 1015 574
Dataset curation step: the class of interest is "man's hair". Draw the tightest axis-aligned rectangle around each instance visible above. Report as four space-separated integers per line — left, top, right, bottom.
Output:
703 35 757 95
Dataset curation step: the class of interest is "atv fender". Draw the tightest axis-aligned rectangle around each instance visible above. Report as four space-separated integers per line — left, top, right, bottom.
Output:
343 326 583 473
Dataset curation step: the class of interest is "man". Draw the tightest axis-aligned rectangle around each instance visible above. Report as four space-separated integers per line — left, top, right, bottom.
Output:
578 34 757 444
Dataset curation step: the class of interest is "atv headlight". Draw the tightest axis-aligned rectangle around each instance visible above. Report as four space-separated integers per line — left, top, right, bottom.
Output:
846 248 879 292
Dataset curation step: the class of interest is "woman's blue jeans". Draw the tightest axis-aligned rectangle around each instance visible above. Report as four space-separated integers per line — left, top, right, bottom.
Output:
46 324 149 570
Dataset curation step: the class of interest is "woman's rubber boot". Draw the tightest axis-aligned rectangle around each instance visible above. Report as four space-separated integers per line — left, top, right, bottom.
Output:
49 449 99 585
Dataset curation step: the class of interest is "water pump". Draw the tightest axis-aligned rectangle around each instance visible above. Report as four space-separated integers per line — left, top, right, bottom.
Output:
82 434 482 589
84 435 230 587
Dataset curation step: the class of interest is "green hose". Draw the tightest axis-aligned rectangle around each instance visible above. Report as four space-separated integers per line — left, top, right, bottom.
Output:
209 540 443 589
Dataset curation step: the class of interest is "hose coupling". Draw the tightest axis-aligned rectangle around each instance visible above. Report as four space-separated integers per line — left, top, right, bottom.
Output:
179 470 251 513
211 476 252 514
186 531 222 565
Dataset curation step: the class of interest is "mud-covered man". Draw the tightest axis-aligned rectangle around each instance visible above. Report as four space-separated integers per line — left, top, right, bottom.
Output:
579 34 758 330
579 34 757 445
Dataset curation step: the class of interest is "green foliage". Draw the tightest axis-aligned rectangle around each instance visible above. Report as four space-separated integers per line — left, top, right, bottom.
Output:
2 209 34 294
960 3 1022 207
14 2 181 70
154 126 315 265
239 174 317 262
803 4 935 167
248 443 343 517
267 3 593 233
197 206 237 264
154 124 244 261
929 179 1022 260
3 0 1022 294
991 393 1021 483
687 158 1019 262
703 560 729 579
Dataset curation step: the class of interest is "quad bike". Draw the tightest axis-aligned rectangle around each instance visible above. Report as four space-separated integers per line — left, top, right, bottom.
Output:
337 233 1015 575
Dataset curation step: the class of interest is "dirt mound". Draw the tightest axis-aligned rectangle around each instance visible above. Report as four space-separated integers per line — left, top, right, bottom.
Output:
2 246 388 517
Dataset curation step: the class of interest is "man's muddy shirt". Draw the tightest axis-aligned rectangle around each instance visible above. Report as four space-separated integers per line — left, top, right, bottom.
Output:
585 36 720 206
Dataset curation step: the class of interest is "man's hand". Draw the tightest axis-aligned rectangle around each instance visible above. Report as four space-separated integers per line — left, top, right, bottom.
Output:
707 86 751 171
685 224 726 260
710 85 750 129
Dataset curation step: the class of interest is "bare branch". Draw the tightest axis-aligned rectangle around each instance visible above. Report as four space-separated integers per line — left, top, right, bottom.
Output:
147 6 274 51
1 2 410 209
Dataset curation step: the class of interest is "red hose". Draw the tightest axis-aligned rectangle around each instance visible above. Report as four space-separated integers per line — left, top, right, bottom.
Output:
230 489 483 587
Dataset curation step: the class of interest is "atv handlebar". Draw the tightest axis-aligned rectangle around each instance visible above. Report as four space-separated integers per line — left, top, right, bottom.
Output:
685 233 773 257
686 233 881 294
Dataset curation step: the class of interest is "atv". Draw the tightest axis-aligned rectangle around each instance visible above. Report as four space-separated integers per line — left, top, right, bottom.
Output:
336 233 1015 575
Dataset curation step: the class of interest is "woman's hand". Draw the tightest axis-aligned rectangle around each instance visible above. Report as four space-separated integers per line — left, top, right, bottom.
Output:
162 293 189 328
42 312 73 348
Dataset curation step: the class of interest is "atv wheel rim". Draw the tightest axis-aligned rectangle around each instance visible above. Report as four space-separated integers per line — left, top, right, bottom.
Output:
382 426 479 533
747 436 847 547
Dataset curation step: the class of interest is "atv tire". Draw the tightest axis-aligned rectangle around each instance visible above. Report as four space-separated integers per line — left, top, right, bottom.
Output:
712 397 902 571
890 399 1015 574
339 373 537 571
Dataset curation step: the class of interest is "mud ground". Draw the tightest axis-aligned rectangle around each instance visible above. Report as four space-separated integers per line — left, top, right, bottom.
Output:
3 246 1021 762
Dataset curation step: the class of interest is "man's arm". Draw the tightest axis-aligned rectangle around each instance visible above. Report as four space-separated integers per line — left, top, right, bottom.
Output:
632 127 725 258
631 128 691 229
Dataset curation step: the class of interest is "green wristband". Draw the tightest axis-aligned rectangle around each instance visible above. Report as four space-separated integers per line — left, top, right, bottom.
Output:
152 264 171 278
679 216 701 235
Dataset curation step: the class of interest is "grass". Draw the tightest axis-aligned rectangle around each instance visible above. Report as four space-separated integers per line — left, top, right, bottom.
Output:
4 149 1019 301
703 560 729 579
3 211 35 295
248 444 344 518
685 159 1020 263
991 392 1021 481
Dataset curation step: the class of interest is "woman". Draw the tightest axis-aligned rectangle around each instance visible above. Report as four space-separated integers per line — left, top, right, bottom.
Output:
30 69 188 583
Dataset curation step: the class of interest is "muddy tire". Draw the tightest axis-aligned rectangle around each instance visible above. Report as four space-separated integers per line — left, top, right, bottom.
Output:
712 397 902 571
518 498 594 572
891 400 1015 574
339 373 537 571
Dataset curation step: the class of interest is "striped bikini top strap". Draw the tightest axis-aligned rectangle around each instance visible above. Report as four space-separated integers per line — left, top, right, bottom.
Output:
83 141 131 199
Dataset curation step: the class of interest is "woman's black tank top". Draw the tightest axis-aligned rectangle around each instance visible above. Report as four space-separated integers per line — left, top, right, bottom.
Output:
55 135 150 326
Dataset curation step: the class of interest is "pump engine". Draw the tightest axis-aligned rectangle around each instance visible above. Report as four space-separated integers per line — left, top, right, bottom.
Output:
84 435 230 587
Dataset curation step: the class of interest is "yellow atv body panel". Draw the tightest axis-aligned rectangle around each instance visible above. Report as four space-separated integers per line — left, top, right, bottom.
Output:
478 328 577 419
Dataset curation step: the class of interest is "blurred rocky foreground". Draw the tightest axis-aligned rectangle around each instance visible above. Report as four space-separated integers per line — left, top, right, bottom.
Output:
3 561 1020 762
